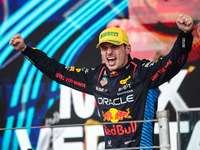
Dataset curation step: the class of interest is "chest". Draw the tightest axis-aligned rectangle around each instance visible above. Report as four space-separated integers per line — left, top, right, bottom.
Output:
97 74 133 92
93 72 143 106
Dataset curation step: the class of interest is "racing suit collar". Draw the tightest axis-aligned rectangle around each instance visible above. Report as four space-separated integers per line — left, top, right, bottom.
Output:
108 56 132 78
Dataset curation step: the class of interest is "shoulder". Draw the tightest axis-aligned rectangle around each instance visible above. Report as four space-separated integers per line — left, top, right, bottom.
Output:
132 58 153 67
87 64 107 75
92 64 107 71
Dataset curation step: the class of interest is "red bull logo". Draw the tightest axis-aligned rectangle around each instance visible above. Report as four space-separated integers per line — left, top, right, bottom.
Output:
111 71 117 75
102 108 132 123
110 71 119 77
103 122 137 136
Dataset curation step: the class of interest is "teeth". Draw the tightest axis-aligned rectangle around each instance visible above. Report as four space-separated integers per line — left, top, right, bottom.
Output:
108 57 116 60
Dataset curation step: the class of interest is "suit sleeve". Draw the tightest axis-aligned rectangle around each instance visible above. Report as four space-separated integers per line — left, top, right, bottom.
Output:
21 46 94 95
139 31 193 89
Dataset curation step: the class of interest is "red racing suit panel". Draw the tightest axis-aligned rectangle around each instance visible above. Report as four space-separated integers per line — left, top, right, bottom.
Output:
21 31 193 148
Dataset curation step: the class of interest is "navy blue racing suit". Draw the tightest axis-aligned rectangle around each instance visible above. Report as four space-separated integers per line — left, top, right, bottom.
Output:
21 31 193 149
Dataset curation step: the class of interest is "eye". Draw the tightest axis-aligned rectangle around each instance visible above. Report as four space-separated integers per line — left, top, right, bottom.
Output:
100 46 107 51
112 45 118 49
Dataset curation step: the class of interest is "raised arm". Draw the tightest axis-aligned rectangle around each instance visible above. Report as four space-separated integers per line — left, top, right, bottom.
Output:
9 34 95 95
140 14 194 88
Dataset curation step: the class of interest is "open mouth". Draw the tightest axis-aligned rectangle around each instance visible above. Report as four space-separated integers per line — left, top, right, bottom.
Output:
107 57 116 66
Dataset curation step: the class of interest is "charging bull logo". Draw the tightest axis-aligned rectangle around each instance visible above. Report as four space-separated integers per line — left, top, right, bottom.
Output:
102 108 132 123
110 71 119 77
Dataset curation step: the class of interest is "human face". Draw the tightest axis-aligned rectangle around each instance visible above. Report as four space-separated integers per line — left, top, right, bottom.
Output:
100 42 131 71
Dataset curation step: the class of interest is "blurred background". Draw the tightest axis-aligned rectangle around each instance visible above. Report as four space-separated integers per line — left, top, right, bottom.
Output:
0 0 200 149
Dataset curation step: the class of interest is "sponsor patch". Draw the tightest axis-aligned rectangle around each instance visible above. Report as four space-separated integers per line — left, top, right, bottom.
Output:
103 122 137 136
120 75 131 85
69 67 75 71
110 71 118 77
76 68 81 72
100 77 108 86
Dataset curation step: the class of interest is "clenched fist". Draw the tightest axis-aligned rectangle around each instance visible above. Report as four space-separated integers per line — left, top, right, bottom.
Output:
176 14 193 33
9 33 27 52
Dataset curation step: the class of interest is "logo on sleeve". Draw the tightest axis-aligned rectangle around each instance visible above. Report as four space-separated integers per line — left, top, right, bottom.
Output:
76 68 81 72
69 67 75 71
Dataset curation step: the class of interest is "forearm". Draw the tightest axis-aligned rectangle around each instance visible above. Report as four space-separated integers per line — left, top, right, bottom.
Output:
166 31 193 66
147 31 193 88
21 46 62 78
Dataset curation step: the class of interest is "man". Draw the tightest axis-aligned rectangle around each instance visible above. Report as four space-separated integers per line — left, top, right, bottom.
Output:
10 14 193 149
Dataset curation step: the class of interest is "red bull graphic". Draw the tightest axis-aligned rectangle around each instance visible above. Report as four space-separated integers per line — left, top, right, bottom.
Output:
103 122 137 136
102 108 132 123
110 71 119 77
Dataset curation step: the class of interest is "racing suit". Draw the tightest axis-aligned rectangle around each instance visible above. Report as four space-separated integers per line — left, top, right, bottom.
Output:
21 31 193 149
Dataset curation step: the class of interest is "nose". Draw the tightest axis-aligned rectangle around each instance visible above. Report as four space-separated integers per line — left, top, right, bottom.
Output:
107 48 113 55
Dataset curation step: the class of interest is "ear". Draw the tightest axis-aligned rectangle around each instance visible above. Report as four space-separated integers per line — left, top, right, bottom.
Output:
126 44 131 54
